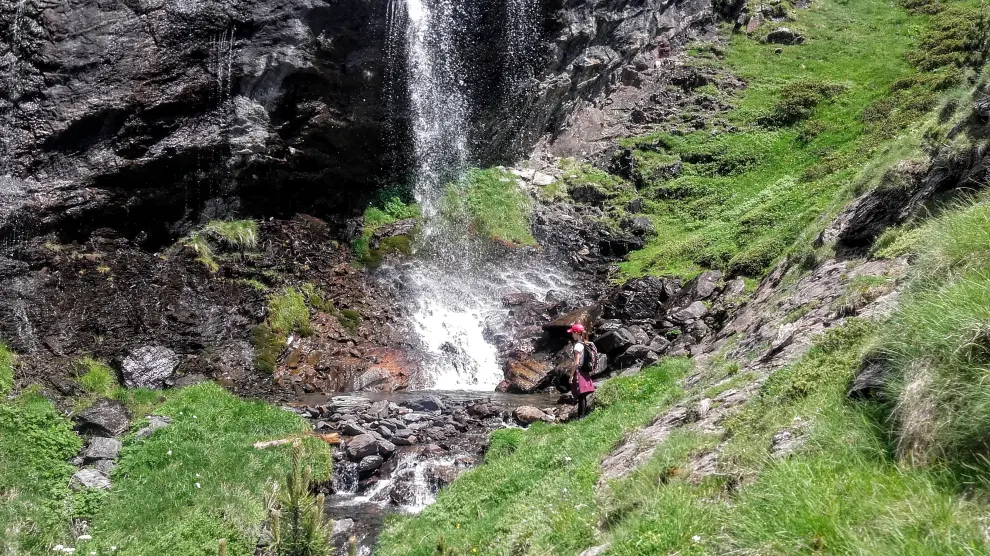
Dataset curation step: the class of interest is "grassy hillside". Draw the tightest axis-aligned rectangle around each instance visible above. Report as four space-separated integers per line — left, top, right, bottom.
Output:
377 0 990 553
545 0 988 280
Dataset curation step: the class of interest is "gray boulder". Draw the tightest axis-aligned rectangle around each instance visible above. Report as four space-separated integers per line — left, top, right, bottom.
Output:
82 437 122 462
72 469 111 490
121 346 180 389
513 406 548 425
594 328 636 354
765 27 805 45
359 455 384 474
75 399 131 437
671 301 707 324
345 434 380 461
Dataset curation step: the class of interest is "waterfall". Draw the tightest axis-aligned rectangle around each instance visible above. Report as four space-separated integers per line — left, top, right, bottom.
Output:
391 0 570 391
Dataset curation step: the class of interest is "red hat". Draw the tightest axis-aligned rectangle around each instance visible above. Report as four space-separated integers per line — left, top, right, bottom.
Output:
566 323 585 334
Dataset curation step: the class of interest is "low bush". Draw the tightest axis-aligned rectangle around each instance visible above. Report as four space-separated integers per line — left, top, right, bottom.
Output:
760 79 849 127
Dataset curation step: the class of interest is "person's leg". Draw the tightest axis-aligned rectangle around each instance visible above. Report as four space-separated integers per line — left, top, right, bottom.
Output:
578 394 588 418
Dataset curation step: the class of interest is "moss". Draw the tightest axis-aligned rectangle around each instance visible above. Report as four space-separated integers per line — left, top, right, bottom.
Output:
267 288 312 337
337 309 362 335
0 342 13 396
250 325 282 373
441 168 536 246
364 235 414 269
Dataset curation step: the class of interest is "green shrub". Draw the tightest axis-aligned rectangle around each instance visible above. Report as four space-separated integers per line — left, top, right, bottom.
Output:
728 236 787 276
905 3 990 72
251 325 283 373
761 79 849 127
0 342 13 396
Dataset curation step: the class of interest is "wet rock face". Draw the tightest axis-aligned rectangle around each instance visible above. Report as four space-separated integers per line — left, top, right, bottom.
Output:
0 0 402 246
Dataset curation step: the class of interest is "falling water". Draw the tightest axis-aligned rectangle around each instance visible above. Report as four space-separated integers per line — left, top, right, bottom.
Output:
393 0 571 390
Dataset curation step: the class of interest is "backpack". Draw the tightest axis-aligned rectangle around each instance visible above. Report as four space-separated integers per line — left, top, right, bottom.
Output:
580 341 599 374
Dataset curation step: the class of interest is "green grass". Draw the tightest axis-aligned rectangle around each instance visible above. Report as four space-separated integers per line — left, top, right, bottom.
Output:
376 359 691 555
268 288 312 337
441 168 536 246
610 0 987 280
352 186 421 267
0 388 83 553
79 382 332 556
880 195 990 466
181 220 259 272
0 341 13 396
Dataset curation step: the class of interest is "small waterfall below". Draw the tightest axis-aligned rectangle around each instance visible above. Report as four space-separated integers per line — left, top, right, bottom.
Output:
390 0 572 390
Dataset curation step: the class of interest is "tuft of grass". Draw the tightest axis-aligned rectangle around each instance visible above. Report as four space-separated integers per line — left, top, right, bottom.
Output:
202 220 259 251
183 232 218 273
0 388 83 553
0 341 13 396
352 186 421 267
441 168 536 246
337 309 362 335
76 357 117 398
268 288 312 337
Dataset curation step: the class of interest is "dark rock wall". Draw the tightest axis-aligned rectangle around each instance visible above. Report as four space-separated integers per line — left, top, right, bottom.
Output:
0 0 403 248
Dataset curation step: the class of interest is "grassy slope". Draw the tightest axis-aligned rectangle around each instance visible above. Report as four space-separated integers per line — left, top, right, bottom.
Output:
614 0 921 279
0 373 331 555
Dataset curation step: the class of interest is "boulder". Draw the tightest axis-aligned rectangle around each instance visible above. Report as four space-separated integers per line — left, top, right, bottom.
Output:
543 305 602 333
75 399 131 437
614 345 653 368
358 455 384 474
467 403 499 418
82 437 122 462
513 406 548 425
504 357 554 393
765 27 805 45
345 434 380 461
369 218 417 250
604 276 680 320
621 216 654 236
328 396 373 414
627 325 651 345
377 439 397 458
670 301 707 324
94 459 117 475
135 415 172 439
72 469 111 490
121 345 180 389
594 328 636 355
402 395 445 412
724 277 746 297
367 400 390 419
342 422 368 436
648 336 671 354
770 427 806 458
847 359 890 401
502 292 537 306
686 270 723 300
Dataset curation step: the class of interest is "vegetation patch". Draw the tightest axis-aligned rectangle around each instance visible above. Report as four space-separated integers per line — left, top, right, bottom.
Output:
352 186 421 267
441 168 536 246
0 388 83 553
0 341 13 396
181 219 259 272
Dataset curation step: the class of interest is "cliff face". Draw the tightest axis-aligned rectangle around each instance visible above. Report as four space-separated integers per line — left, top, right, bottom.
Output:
0 0 401 248
0 0 713 248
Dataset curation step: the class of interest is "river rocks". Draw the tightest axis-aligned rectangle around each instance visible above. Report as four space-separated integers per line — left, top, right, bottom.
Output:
402 395 445 412
75 399 131 437
346 435 381 461
359 455 384 475
513 406 550 425
594 328 636 355
82 437 122 463
121 345 181 389
72 469 111 491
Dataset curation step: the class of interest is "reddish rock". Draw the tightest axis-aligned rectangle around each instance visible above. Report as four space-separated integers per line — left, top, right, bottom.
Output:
513 406 549 425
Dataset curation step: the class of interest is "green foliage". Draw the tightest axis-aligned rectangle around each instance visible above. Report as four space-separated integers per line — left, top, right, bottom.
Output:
0 389 83 553
268 288 312 337
69 382 330 556
442 168 536 246
376 359 688 555
183 232 219 272
905 2 990 72
870 225 924 259
301 283 335 314
352 186 420 266
270 441 332 556
0 341 13 396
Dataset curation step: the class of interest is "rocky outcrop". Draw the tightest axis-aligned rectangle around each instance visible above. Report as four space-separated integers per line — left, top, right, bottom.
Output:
0 0 402 247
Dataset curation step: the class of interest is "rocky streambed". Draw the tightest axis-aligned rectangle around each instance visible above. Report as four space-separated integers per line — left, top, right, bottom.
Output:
288 390 562 553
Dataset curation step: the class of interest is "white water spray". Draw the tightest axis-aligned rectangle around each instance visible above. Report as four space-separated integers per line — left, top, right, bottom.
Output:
394 0 572 390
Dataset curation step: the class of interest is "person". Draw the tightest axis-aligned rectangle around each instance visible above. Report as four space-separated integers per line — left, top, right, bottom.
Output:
567 323 597 418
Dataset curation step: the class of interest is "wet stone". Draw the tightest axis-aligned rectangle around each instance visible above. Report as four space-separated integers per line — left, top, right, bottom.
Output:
359 455 384 474
345 434 380 461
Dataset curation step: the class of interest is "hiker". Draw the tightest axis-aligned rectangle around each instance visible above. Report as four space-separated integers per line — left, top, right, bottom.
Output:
567 323 597 418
